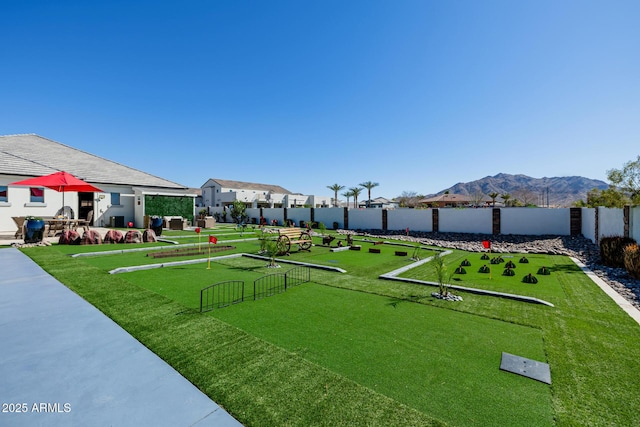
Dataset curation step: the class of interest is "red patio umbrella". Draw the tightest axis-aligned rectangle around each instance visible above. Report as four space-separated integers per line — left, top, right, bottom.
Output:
10 171 103 216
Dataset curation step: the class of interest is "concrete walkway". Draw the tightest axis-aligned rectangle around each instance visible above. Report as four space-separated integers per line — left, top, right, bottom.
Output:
0 248 242 427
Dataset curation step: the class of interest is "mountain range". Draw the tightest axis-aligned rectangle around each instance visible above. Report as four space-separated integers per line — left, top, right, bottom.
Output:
432 173 609 207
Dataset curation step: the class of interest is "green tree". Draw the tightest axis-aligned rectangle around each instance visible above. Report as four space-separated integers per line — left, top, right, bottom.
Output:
607 155 640 204
342 190 353 207
327 183 345 207
500 193 511 207
359 181 379 208
431 252 453 297
229 200 247 224
488 192 499 207
350 187 363 208
575 187 630 208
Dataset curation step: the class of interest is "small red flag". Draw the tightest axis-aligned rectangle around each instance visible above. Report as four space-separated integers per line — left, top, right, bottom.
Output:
482 240 491 249
209 235 217 244
195 227 201 234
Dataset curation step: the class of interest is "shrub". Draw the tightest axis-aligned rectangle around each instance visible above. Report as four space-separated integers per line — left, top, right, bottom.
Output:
600 236 636 268
623 244 640 279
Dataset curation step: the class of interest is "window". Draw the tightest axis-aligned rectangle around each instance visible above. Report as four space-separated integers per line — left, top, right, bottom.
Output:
30 187 44 203
111 192 121 205
0 186 7 202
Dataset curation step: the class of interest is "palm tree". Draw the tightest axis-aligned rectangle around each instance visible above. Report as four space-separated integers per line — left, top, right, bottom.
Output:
342 190 353 207
350 187 363 208
501 193 511 207
327 183 345 207
359 181 379 208
489 192 499 207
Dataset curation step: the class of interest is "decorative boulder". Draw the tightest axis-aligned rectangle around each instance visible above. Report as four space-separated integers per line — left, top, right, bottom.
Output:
81 229 102 245
124 230 143 244
59 230 81 245
104 229 124 244
143 229 157 243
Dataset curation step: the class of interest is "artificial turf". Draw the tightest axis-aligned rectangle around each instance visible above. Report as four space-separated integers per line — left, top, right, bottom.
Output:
20 227 640 426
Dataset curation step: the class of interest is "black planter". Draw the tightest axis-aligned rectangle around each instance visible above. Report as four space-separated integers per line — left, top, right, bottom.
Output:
150 216 163 236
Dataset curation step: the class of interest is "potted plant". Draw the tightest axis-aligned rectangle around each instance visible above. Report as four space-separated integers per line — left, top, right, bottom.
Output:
25 216 45 242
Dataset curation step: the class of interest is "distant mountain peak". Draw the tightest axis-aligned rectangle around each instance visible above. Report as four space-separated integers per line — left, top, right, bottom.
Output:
433 173 608 207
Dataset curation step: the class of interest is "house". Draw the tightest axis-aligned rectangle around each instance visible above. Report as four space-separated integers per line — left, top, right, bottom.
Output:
419 193 491 208
358 197 398 209
201 178 331 210
0 134 195 232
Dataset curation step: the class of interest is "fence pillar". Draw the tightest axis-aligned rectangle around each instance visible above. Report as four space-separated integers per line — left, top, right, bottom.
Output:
310 207 315 225
344 207 349 230
283 207 287 226
432 209 439 233
382 209 388 231
492 208 501 235
595 207 600 246
624 205 630 238
570 207 582 236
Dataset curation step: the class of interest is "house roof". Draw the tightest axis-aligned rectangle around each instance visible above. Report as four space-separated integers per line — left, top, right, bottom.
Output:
0 134 187 189
420 193 472 203
205 178 292 194
420 193 493 204
360 197 394 205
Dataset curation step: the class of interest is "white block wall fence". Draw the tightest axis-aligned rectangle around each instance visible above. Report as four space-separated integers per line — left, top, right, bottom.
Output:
239 206 640 244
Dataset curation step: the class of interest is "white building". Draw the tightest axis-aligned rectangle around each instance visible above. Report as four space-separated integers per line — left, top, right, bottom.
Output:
201 178 331 210
0 134 195 232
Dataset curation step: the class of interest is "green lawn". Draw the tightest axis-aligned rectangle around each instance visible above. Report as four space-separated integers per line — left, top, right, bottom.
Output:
20 228 640 426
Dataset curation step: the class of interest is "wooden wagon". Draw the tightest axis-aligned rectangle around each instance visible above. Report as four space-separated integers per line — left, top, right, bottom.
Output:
275 227 313 255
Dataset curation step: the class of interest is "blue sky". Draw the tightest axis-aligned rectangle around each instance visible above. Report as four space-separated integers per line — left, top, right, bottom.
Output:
2 1 638 200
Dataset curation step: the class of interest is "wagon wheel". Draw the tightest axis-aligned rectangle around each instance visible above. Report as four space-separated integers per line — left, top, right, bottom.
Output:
298 232 312 251
277 236 291 255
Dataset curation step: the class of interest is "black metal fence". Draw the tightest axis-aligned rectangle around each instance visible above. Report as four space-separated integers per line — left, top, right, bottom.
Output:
254 266 311 300
200 266 311 312
200 280 245 312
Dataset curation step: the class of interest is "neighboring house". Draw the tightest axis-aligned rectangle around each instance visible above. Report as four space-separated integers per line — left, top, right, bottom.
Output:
201 178 331 209
419 193 491 208
0 134 195 232
358 197 398 209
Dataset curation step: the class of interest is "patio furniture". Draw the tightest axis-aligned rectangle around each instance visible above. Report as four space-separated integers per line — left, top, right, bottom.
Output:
169 217 187 230
45 218 80 237
12 217 25 239
77 210 93 231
